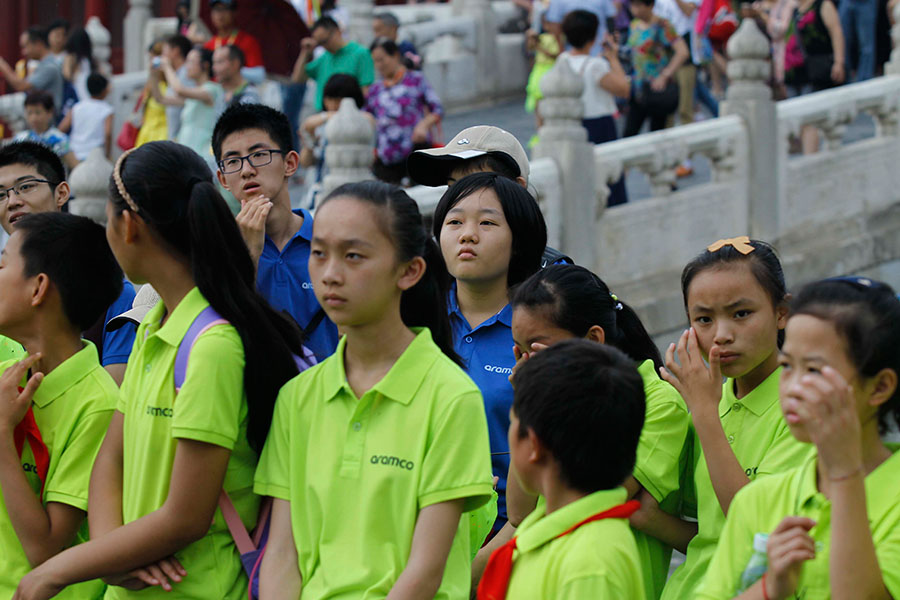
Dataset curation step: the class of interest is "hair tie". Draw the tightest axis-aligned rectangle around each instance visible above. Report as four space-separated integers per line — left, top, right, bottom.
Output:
610 293 623 312
707 236 755 255
113 149 140 214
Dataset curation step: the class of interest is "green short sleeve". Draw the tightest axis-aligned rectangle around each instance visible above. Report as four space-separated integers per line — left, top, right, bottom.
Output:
306 54 322 80
418 389 493 512
357 48 375 87
695 485 759 599
559 573 628 599
171 326 245 449
43 407 114 510
254 383 294 501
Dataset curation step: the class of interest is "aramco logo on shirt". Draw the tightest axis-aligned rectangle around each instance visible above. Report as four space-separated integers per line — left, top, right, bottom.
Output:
370 455 414 470
483 364 513 375
146 406 174 417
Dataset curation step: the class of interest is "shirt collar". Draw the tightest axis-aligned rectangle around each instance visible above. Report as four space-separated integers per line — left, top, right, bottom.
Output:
516 487 629 553
447 282 512 331
795 447 900 518
720 366 782 418
265 208 312 250
32 341 100 408
321 327 440 405
143 287 209 348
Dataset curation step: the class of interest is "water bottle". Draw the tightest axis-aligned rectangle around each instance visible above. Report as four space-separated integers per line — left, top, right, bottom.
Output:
738 533 769 592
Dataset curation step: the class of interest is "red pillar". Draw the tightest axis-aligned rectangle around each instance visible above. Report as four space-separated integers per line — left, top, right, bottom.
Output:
85 0 109 24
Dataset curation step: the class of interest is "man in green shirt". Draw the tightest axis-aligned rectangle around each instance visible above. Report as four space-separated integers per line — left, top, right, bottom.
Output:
290 16 375 111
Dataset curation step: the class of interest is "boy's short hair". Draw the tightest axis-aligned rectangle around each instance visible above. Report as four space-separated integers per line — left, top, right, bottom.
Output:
0 141 66 185
513 339 645 493
312 16 340 33
322 73 365 108
165 34 192 59
15 213 123 332
24 90 55 112
47 19 70 33
223 44 246 67
562 10 600 49
26 26 49 46
407 125 530 187
212 103 294 160
87 73 109 97
374 12 400 28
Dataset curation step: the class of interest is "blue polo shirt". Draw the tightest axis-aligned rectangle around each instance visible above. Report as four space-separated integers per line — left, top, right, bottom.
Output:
101 281 137 366
256 208 339 360
448 284 516 526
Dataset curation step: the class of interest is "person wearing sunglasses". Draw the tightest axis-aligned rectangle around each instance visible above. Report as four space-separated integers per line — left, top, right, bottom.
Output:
212 103 339 360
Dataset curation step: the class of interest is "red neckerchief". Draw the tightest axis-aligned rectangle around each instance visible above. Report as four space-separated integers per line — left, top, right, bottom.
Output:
12 385 49 497
476 499 640 600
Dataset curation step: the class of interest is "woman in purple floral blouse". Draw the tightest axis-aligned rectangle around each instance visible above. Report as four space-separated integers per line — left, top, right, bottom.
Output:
366 37 443 184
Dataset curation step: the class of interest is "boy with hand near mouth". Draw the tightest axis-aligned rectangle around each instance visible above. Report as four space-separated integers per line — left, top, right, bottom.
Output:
213 103 339 359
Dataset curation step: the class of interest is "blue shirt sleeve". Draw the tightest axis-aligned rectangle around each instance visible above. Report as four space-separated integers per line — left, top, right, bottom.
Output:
101 281 137 366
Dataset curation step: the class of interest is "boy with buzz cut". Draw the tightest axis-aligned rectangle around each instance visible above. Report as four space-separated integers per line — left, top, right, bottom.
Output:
212 102 338 359
0 212 123 598
0 141 136 385
478 339 647 600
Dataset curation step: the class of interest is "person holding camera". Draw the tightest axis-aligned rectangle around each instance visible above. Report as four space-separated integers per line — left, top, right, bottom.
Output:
623 0 690 137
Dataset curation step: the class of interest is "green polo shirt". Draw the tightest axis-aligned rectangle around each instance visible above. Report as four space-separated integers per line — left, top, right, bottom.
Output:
0 341 116 599
697 449 900 599
0 334 25 362
660 368 813 600
254 328 494 599
632 359 692 600
506 487 646 599
106 287 259 600
306 41 375 110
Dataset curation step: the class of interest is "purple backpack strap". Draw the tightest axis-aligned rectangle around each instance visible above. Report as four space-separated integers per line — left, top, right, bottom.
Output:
174 306 229 391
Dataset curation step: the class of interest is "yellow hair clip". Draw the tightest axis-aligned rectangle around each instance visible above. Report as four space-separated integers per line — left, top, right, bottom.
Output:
707 236 755 255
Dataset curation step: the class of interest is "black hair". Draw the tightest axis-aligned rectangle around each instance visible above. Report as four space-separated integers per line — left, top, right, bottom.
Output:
26 26 49 46
212 103 294 160
374 12 400 28
681 239 787 343
14 213 122 332
320 181 461 365
632 0 656 6
562 10 599 49
63 28 96 70
433 172 547 288
322 73 365 108
109 141 306 453
513 339 645 493
312 16 340 32
87 73 108 97
165 34 192 60
24 90 54 112
512 265 663 371
0 140 66 185
790 278 900 434
370 37 400 56
221 43 246 67
47 19 70 34
191 47 214 79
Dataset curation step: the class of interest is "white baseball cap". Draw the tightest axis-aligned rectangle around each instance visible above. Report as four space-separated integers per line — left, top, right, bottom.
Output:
105 284 161 331
406 125 530 187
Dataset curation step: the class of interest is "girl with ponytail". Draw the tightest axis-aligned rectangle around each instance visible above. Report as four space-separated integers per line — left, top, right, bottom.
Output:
503 265 693 600
15 141 307 600
253 181 494 598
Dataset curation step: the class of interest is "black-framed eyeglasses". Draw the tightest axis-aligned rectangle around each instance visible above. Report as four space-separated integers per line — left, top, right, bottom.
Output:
0 179 56 204
217 149 286 174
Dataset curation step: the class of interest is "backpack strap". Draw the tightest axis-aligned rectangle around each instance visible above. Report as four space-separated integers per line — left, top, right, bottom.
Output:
174 306 229 391
302 308 327 341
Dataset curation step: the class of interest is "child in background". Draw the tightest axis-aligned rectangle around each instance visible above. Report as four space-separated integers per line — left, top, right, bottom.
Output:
558 10 630 205
14 141 307 600
478 340 647 599
64 73 113 161
0 212 123 599
505 265 693 600
254 181 494 598
433 173 547 538
697 277 900 599
14 91 79 170
659 237 812 600
524 0 560 149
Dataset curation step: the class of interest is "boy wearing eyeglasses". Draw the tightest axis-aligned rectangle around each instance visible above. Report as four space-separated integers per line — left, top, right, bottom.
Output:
0 141 136 384
212 103 339 360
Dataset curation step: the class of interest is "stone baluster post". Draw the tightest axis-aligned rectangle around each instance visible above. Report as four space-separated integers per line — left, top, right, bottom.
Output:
532 58 598 269
452 0 498 99
322 98 375 196
85 16 112 76
0 93 27 137
721 20 780 242
344 0 375 48
887 2 900 75
68 148 114 225
124 0 153 73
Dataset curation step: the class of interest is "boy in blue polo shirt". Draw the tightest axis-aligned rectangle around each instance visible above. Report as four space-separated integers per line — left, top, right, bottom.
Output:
213 103 338 359
0 141 135 384
478 339 646 599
